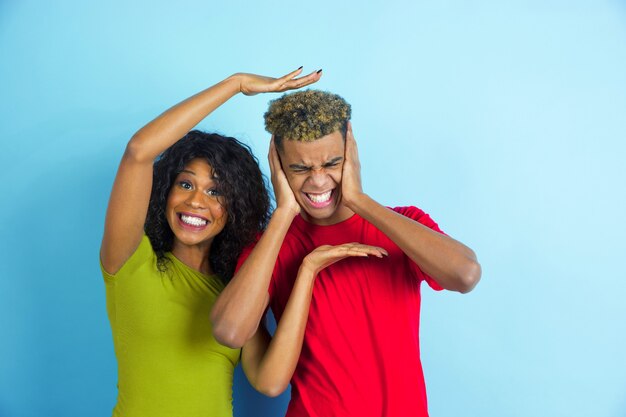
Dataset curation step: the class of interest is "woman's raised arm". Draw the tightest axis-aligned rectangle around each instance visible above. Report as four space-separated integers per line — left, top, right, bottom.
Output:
100 69 321 274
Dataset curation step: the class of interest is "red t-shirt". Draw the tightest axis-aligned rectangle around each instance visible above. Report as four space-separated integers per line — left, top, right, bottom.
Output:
238 206 443 417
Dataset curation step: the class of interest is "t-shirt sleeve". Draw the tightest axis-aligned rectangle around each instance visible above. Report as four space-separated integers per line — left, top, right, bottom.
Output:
392 206 445 291
100 235 155 283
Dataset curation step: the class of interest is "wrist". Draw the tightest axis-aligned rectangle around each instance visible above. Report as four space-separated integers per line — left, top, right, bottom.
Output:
298 260 318 279
344 191 368 211
226 73 245 94
274 202 300 218
271 206 299 225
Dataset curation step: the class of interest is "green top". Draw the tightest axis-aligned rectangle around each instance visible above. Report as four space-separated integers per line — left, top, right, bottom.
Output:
101 235 240 417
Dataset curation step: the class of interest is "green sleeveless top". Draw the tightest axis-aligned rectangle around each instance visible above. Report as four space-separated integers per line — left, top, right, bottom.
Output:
101 235 240 417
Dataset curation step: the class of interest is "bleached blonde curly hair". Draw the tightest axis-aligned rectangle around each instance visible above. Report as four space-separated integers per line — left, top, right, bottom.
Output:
264 89 351 150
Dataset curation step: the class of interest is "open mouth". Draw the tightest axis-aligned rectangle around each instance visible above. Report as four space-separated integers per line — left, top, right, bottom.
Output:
304 190 333 208
178 213 208 228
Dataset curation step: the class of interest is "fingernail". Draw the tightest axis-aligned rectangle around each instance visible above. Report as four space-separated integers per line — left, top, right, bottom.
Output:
298 66 303 70
317 69 323 74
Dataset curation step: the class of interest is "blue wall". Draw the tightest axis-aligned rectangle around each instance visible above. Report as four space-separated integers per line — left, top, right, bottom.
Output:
1 1 625 416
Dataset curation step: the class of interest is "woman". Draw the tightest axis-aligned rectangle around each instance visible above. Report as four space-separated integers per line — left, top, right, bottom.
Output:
100 68 386 417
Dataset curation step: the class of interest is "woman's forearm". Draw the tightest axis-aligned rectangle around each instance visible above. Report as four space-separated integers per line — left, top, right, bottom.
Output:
211 207 297 347
126 75 242 162
243 265 316 397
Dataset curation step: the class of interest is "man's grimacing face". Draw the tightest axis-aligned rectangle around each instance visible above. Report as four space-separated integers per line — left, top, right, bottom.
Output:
278 130 352 226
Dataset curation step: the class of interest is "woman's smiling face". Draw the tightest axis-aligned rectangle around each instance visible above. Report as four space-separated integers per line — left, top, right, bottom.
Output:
166 158 228 252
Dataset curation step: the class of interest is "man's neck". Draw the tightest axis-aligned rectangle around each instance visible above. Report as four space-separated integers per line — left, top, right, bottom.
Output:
301 204 355 226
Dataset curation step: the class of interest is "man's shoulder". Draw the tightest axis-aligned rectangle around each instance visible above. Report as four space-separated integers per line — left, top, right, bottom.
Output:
389 205 426 216
389 205 443 234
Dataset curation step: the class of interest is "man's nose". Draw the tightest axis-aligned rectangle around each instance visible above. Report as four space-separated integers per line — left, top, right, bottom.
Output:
309 168 330 187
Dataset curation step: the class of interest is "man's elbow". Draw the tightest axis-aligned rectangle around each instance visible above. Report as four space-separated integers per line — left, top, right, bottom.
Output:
456 259 482 294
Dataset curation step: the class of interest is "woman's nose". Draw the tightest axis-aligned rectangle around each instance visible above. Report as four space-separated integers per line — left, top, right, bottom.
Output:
186 190 206 208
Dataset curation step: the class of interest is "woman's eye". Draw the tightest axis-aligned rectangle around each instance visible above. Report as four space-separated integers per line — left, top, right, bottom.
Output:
207 189 221 196
179 181 192 190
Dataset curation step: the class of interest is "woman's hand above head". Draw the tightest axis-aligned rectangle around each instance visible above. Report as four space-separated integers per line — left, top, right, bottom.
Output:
102 69 315 276
235 67 322 96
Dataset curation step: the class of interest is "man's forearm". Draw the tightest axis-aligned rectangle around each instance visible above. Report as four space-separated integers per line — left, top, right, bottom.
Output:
210 207 297 348
347 193 481 293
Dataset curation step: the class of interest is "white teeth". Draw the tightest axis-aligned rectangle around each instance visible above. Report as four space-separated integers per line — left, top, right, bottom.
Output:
307 191 332 203
181 214 207 226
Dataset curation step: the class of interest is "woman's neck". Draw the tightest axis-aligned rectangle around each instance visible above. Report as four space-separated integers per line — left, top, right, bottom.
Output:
171 241 212 275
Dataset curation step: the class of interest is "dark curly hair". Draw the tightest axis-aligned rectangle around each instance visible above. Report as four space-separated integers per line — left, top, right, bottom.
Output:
145 130 270 284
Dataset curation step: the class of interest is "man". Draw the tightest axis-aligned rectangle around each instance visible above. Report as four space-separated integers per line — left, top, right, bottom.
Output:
211 89 481 417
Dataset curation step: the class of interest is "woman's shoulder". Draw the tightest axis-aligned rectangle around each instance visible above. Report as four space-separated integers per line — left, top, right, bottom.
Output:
100 235 156 282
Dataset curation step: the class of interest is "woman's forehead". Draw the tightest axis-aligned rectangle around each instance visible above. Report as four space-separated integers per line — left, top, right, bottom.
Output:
180 158 217 178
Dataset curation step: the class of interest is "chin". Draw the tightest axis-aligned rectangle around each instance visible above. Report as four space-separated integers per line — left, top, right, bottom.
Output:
301 207 337 223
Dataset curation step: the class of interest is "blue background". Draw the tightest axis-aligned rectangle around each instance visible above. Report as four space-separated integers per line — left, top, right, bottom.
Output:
1 1 625 416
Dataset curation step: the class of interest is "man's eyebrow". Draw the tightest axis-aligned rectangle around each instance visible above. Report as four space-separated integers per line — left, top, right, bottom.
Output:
323 157 343 165
288 163 310 170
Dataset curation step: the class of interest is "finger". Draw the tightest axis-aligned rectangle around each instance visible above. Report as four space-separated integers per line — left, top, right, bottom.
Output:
365 245 388 256
344 122 360 164
293 69 321 82
278 66 305 82
337 242 373 251
341 244 388 258
283 70 322 90
346 122 356 149
356 247 385 258
335 245 382 257
271 139 289 177
296 69 322 85
268 136 279 173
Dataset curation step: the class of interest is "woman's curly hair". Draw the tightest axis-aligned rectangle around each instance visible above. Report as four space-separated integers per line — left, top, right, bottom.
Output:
264 89 351 149
145 130 270 284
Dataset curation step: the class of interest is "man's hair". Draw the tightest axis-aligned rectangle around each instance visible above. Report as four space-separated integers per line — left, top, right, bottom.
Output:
264 89 351 150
